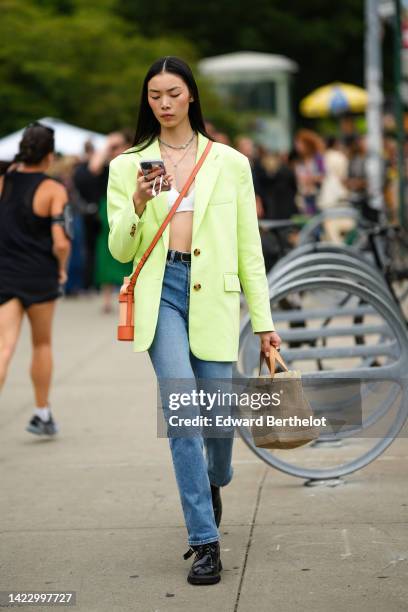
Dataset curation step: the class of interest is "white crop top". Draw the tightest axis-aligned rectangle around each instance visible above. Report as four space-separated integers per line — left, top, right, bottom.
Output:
168 186 195 212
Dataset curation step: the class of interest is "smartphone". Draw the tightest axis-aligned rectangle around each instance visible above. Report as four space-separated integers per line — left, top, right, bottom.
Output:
139 159 170 191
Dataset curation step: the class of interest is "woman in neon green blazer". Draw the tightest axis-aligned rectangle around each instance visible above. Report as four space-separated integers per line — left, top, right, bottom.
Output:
107 56 281 585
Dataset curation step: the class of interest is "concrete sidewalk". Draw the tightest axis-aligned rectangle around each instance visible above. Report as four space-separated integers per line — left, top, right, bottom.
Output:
1 294 407 612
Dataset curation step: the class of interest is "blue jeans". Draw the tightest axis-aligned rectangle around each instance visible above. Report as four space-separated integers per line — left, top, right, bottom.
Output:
148 251 234 546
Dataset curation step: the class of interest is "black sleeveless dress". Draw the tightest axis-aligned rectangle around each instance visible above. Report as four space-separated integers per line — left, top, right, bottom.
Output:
0 171 62 309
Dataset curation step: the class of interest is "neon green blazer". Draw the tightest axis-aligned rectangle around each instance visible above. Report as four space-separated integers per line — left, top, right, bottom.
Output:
107 131 275 361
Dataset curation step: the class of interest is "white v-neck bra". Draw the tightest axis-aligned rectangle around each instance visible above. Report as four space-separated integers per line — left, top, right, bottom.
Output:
168 186 195 212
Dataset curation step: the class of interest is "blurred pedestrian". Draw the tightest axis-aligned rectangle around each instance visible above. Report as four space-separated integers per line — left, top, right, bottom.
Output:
235 135 256 161
318 136 348 210
294 129 325 215
213 131 231 145
316 136 354 243
91 130 134 313
73 141 101 293
254 148 299 220
50 155 85 294
339 113 359 149
235 136 264 217
204 121 217 140
251 147 299 270
345 135 381 223
0 122 71 435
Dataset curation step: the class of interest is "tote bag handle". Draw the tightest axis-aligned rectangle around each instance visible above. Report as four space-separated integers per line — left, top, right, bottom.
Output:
258 347 288 378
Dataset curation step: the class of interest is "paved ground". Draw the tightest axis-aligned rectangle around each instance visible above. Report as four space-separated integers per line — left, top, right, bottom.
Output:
1 294 407 612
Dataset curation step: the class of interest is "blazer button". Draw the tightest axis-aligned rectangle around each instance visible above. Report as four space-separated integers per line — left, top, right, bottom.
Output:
193 248 201 256
193 283 201 291
130 223 137 237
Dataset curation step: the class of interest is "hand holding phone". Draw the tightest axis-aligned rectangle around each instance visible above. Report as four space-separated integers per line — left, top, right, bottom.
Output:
133 160 173 214
140 159 171 194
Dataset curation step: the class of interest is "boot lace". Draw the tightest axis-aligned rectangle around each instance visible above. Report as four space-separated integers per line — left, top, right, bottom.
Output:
183 542 217 560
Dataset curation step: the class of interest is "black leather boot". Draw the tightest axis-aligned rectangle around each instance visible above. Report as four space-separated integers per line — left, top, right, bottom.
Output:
183 541 222 585
211 483 222 528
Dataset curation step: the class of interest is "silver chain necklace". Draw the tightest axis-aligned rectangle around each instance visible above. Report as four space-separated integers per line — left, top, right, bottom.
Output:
162 137 194 168
160 135 197 191
158 131 195 150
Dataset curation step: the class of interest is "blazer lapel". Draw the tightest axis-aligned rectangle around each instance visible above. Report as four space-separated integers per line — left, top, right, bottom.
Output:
135 131 221 245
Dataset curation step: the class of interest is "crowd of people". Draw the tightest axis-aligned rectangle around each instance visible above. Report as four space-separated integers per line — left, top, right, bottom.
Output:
8 118 392 302
214 117 405 269
46 116 402 299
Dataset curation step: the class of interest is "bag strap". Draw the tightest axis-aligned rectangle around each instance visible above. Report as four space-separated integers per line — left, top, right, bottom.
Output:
259 347 289 378
127 139 213 293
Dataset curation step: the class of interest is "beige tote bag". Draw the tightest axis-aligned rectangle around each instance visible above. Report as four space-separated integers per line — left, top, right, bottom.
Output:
251 347 320 450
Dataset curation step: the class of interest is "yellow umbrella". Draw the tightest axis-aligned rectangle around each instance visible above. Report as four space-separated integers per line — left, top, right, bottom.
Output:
300 82 368 118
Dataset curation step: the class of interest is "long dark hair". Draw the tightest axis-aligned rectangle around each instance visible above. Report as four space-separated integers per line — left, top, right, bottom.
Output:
131 56 214 152
0 122 55 176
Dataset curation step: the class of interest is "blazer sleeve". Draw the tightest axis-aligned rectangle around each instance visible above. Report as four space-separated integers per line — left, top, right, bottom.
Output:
106 159 144 263
236 156 275 333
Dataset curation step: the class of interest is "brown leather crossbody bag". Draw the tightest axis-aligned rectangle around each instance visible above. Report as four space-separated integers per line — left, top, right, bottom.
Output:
117 139 213 341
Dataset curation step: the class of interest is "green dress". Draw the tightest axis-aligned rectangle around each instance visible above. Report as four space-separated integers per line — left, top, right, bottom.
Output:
94 195 133 286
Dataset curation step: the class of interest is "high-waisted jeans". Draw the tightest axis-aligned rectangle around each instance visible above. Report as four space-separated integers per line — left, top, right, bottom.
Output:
148 250 234 546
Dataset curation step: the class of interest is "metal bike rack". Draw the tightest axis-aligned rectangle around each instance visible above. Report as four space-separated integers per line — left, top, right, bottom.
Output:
297 207 367 246
270 264 403 430
273 264 391 299
273 241 366 268
236 277 408 480
269 252 387 288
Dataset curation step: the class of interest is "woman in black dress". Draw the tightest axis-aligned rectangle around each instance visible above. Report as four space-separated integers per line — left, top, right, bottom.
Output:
0 122 71 435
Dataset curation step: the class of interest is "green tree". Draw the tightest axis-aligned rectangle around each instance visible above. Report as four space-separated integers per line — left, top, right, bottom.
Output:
116 0 366 110
0 0 238 138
